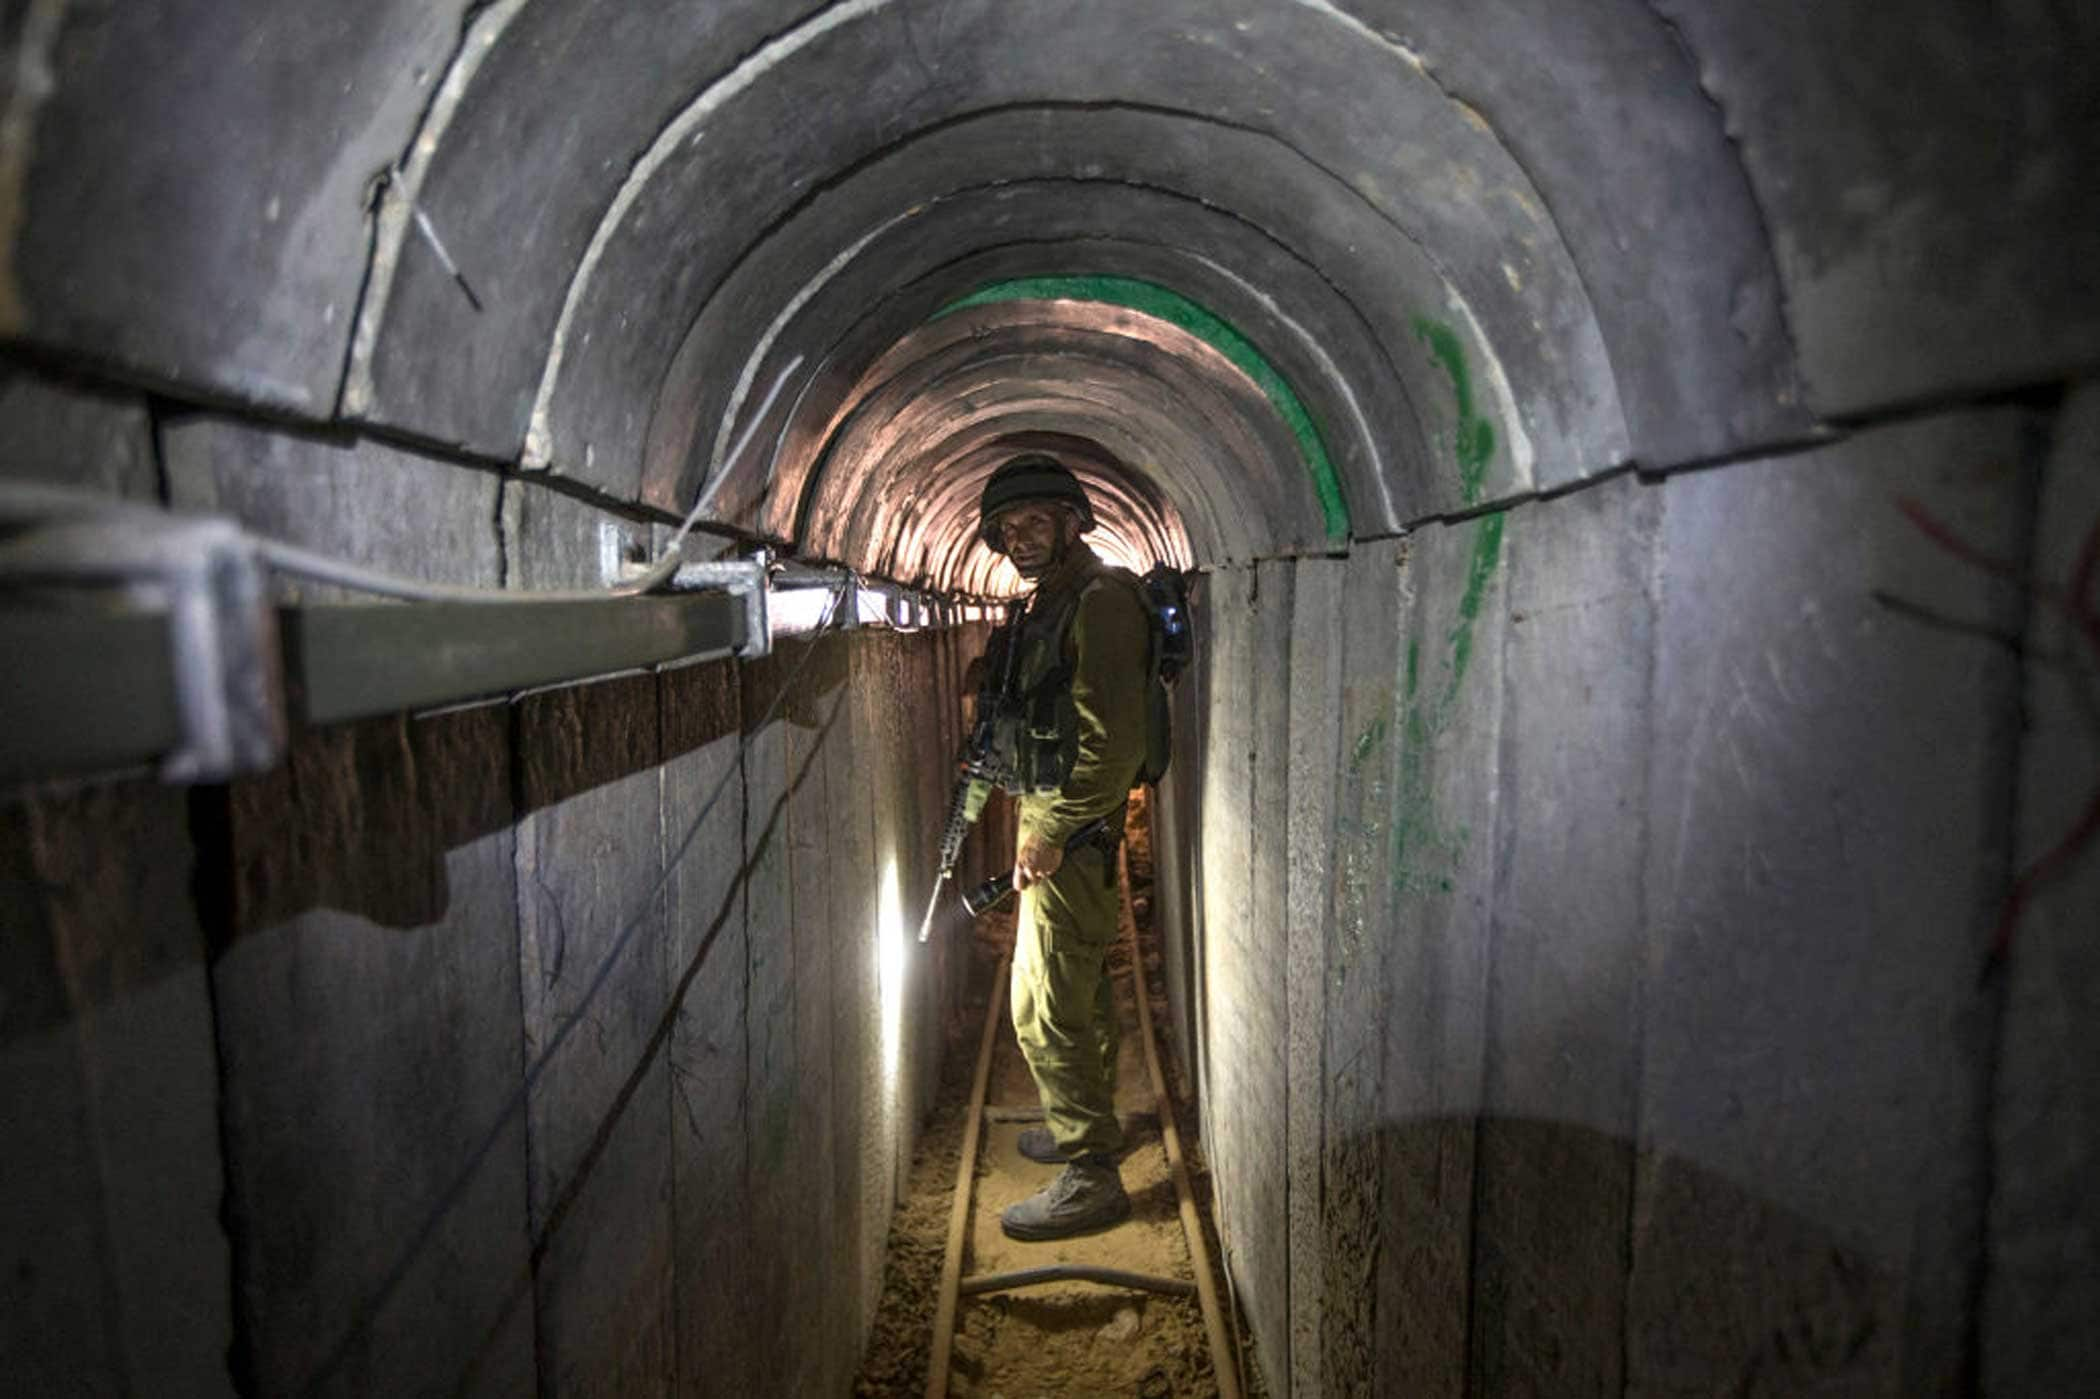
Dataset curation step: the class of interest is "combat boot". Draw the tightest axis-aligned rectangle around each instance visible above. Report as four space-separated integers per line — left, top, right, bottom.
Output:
1000 1159 1131 1240
1016 1126 1065 1164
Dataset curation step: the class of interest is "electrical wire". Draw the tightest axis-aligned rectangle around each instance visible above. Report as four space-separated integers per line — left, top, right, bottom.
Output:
1 355 805 607
690 353 804 525
262 355 806 604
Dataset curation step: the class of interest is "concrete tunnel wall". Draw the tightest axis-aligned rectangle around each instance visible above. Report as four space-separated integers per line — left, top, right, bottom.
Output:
1166 416 2093 1397
2 2 2097 1397
5 403 1003 1396
3 420 1005 1393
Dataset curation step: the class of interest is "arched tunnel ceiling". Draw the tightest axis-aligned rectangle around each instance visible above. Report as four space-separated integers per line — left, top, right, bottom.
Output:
7 0 2096 583
894 428 1192 599
795 300 1296 592
352 0 1649 563
643 181 1443 542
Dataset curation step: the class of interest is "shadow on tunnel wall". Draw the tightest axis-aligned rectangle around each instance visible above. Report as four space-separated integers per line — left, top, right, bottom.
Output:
1 621 941 1397
0 636 847 1036
214 626 913 1398
1 780 200 1041
211 637 849 943
1321 1116 1902 1398
399 683 847 1399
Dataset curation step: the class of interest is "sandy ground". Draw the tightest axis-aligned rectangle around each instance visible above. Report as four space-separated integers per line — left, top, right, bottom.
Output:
856 795 1263 1398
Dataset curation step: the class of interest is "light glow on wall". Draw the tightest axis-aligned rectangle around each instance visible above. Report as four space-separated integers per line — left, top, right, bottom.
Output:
879 857 907 1085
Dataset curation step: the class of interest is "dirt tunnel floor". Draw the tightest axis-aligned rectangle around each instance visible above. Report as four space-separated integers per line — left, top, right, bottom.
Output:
856 797 1266 1398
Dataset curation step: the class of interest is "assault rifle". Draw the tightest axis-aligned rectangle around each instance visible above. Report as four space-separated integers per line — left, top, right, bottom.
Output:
915 604 1024 943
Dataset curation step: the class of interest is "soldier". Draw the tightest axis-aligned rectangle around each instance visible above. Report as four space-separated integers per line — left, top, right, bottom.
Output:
977 453 1153 1241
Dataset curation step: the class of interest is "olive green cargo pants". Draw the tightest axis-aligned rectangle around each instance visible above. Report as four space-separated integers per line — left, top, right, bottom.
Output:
1010 841 1124 1158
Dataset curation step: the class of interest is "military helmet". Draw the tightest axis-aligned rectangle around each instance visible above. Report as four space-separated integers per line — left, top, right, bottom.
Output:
977 453 1096 552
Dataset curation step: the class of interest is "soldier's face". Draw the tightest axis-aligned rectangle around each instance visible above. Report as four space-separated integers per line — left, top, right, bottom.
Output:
995 503 1074 578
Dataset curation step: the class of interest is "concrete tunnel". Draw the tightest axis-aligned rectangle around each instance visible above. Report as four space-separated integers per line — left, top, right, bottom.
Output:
2 1 2096 1395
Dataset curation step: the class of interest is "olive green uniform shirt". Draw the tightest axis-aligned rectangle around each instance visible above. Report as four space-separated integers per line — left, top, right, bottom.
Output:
1009 542 1150 1158
1013 545 1151 849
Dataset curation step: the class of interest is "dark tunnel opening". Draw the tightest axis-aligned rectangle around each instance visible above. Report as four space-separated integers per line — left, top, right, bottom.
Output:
2 2 2097 1396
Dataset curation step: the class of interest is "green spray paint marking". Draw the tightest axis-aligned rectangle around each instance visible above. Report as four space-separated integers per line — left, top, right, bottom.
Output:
1388 320 1510 900
938 276 1350 543
1347 710 1389 775
1412 317 1497 506
1447 511 1506 693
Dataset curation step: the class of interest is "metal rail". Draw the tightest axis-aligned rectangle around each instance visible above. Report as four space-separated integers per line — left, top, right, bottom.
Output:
924 952 1009 1399
1 611 184 784
1 585 747 787
0 486 815 786
285 593 742 725
1122 844 1243 1399
920 850 1241 1398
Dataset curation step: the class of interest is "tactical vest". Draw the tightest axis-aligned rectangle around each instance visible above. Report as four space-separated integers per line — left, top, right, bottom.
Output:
996 564 1172 797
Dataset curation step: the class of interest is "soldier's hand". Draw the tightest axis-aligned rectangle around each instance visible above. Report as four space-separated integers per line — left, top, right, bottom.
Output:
1013 831 1064 890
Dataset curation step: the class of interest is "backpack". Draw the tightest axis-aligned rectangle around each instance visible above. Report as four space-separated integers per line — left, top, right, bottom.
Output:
1139 565 1194 686
1107 564 1192 785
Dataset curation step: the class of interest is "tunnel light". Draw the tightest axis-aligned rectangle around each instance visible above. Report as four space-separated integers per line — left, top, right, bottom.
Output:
769 584 842 637
1085 525 1147 575
879 857 907 1085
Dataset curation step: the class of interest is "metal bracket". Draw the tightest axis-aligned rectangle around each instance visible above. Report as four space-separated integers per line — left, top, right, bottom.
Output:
1 485 954 787
657 555 772 658
770 561 858 630
1 489 765 787
0 511 285 783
